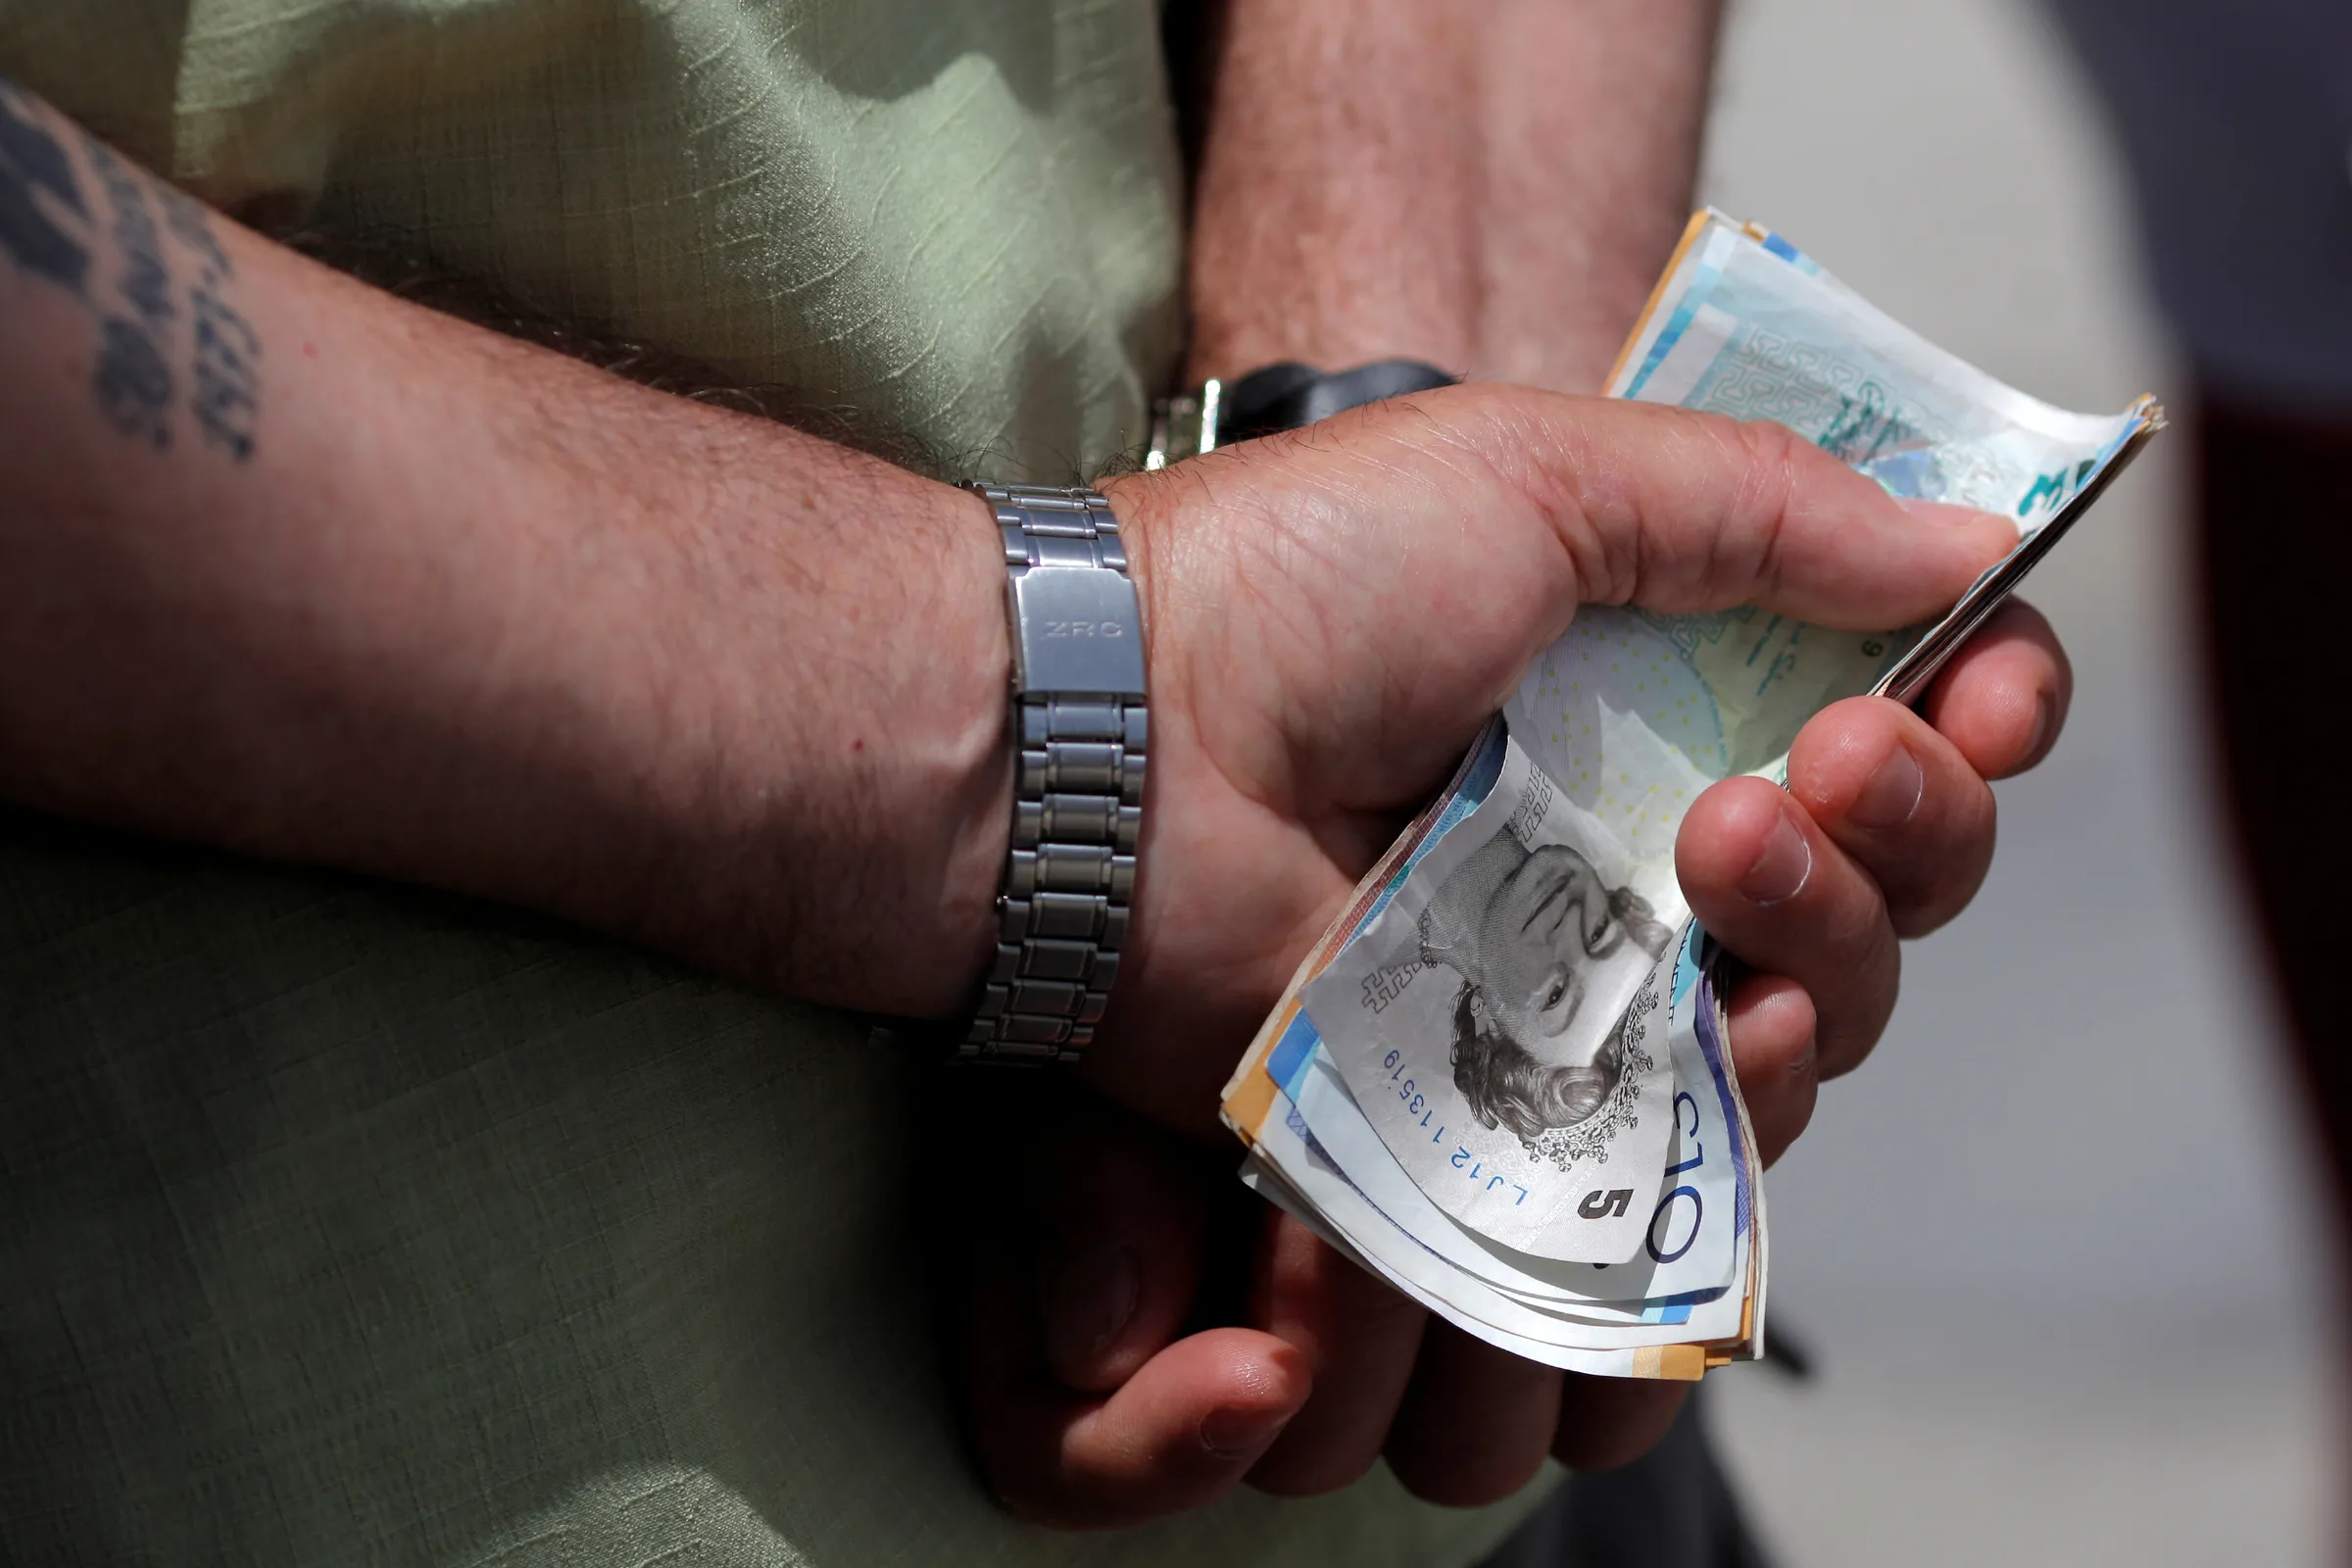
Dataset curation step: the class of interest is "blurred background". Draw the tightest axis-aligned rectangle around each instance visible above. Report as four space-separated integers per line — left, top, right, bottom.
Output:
1690 0 2340 1562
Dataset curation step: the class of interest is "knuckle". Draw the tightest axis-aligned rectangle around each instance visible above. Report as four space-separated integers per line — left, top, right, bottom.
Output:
1733 416 1807 509
1711 417 1804 587
1732 412 1806 480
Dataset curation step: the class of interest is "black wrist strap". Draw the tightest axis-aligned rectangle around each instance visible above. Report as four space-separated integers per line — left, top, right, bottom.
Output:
1219 359 1459 441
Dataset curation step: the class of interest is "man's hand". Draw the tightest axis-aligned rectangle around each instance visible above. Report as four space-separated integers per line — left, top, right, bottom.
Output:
1088 387 2021 1132
963 388 2068 1524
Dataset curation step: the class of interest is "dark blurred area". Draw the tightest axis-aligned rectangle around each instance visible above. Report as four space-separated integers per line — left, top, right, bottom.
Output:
2053 0 2352 1337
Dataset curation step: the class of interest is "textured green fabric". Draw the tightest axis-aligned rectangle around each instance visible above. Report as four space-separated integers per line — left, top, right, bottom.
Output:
0 816 1550 1564
0 0 1186 479
0 4 1554 1560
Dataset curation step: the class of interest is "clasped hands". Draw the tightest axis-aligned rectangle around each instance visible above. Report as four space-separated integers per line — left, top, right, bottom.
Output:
944 386 2070 1526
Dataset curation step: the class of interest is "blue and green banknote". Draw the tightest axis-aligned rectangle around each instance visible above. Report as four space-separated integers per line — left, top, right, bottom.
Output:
1219 211 2160 1378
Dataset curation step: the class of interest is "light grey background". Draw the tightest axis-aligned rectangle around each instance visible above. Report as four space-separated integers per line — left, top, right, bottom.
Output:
1693 1 2341 1562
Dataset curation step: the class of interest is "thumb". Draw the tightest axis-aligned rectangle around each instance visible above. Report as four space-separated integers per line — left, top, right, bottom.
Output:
1298 385 2018 633
1449 385 2018 629
1031 1109 1212 1392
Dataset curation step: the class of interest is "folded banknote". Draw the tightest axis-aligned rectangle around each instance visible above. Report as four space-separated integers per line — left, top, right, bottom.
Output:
1219 209 2162 1377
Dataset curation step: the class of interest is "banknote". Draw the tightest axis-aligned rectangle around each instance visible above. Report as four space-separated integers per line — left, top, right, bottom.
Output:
1223 717 1764 1375
1607 210 2160 717
1304 726 1683 1261
1238 841 1761 1375
1219 209 2160 1376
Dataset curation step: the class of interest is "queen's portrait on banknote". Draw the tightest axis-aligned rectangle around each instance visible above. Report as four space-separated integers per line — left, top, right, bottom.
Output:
1416 827 1676 1141
1303 732 1681 1261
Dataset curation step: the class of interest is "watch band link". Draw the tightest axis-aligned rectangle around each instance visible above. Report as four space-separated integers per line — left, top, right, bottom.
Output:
961 483 1148 1063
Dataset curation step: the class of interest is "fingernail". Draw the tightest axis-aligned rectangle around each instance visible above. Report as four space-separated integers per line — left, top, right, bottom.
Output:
1200 1403 1294 1458
1740 808 1813 906
1041 1242 1140 1371
1848 745 1924 830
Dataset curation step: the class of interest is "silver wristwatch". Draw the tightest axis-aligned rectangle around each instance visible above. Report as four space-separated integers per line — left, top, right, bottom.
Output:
958 482 1148 1064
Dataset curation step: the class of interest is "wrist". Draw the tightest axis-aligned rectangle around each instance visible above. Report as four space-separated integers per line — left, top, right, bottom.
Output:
924 491 1023 1017
866 478 1018 1016
623 464 1013 1019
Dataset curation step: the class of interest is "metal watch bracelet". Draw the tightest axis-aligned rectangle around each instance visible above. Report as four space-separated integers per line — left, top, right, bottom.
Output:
957 482 1148 1064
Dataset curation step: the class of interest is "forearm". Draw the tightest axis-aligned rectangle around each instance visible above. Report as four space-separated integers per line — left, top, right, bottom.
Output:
1183 0 1721 391
0 81 1008 1015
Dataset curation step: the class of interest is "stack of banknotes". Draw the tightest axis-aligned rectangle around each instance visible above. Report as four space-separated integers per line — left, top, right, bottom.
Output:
1218 210 2163 1381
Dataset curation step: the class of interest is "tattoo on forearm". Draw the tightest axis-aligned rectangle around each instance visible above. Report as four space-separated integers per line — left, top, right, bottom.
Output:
191 285 261 459
86 139 173 447
0 78 261 461
0 82 88 292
